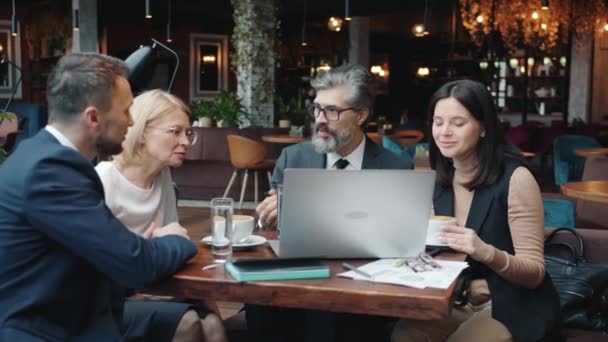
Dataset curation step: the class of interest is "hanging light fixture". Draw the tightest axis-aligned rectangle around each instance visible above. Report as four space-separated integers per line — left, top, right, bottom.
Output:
412 0 429 37
541 0 549 10
301 0 308 46
73 9 79 31
344 0 352 21
11 0 18 37
145 0 152 19
460 0 608 52
166 0 172 42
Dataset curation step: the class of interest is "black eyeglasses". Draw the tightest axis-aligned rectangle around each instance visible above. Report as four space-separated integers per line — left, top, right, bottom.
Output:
307 104 356 121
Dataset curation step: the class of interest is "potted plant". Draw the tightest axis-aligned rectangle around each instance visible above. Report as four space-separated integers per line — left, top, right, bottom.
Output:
213 90 250 127
190 99 215 127
275 94 306 128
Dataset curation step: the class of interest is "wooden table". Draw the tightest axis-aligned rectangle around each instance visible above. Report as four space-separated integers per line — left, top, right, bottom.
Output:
147 230 466 320
574 147 608 157
561 180 608 204
261 134 310 144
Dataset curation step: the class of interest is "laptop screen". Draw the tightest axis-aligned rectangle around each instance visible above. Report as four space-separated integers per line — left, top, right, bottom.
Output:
278 169 435 258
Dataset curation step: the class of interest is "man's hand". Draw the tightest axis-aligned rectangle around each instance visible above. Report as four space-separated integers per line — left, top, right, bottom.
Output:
256 189 278 229
148 222 191 240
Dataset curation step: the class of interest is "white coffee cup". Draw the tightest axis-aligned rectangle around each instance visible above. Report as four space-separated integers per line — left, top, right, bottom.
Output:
232 215 255 243
427 215 457 244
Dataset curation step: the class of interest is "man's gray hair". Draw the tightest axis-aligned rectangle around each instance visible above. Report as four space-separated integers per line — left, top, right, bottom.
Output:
310 64 373 110
46 53 128 123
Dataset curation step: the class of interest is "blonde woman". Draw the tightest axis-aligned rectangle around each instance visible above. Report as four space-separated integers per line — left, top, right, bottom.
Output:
96 89 227 342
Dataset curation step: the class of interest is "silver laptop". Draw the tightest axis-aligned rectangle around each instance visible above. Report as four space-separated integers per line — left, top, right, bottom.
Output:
275 169 435 258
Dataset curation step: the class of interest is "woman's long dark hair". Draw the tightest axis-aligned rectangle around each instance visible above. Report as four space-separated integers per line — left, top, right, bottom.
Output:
427 80 525 190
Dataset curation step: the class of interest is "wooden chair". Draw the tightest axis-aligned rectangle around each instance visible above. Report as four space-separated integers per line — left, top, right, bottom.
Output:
389 129 424 147
223 135 275 209
0 112 19 153
366 132 382 144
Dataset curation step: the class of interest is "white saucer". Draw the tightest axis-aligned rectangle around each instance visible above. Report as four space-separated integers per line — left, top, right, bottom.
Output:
426 240 450 247
201 235 267 249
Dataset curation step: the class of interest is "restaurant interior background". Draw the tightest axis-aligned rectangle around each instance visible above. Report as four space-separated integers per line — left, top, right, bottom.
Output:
1 0 607 129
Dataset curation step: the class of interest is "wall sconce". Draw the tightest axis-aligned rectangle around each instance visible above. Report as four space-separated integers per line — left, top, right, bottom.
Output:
416 67 430 77
543 57 552 65
328 17 343 32
479 61 489 70
73 9 79 31
508 58 519 69
0 43 3 54
145 0 152 19
559 56 567 67
604 22 608 31
202 55 216 64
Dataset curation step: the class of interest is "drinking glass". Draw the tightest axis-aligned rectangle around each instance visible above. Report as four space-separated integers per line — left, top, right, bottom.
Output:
276 184 283 239
211 197 233 263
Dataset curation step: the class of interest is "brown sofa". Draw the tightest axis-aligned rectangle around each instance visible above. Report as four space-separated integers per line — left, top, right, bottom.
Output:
173 127 289 200
544 227 608 341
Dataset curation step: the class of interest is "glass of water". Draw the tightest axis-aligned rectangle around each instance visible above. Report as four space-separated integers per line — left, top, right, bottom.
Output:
211 197 233 263
276 184 283 239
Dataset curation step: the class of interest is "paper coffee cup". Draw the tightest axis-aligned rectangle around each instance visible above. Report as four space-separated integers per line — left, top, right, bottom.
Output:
232 215 255 242
427 215 457 244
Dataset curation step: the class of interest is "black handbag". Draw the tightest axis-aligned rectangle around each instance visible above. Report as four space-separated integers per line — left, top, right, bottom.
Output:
544 227 608 331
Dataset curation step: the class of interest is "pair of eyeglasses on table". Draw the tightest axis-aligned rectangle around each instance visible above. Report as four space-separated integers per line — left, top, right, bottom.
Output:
393 252 443 273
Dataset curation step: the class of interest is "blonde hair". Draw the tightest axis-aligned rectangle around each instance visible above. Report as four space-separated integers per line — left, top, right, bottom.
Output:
113 89 191 166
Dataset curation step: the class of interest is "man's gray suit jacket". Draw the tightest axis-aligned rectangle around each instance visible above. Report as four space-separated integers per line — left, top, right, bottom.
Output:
271 137 413 188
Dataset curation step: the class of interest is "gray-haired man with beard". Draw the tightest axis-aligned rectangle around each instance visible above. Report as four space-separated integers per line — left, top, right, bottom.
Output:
257 63 413 229
249 64 412 342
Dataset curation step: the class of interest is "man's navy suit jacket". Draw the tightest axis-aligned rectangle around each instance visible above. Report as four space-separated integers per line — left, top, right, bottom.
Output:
271 137 414 187
0 130 197 341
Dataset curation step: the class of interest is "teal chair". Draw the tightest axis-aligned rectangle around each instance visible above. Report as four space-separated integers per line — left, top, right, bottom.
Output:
382 137 428 166
552 134 600 185
543 198 575 228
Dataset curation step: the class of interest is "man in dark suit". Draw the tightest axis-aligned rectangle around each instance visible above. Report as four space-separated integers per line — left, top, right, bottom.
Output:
257 63 413 229
0 53 203 341
250 64 412 342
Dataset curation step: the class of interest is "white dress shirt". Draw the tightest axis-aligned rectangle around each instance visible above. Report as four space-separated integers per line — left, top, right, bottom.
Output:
45 125 78 151
326 136 366 170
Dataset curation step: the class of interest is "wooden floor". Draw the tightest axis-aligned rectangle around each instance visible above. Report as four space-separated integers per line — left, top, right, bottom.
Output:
177 206 255 320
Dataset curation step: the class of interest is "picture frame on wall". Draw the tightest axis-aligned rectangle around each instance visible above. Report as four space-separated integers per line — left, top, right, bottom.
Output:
189 33 228 100
0 20 22 100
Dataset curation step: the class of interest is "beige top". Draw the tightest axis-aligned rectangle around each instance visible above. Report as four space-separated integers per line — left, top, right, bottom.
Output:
453 158 545 289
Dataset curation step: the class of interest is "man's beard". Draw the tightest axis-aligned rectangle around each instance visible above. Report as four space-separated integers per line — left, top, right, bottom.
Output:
311 122 355 154
95 135 123 157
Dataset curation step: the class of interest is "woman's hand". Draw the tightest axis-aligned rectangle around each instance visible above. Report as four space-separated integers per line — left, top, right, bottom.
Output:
437 225 495 263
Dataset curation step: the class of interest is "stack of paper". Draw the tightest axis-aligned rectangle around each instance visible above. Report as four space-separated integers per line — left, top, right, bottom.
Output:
338 259 469 289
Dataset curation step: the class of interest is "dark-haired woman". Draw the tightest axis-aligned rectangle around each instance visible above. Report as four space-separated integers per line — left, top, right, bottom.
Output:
392 80 560 342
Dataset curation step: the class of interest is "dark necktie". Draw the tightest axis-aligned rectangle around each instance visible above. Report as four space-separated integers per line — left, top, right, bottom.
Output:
335 158 349 169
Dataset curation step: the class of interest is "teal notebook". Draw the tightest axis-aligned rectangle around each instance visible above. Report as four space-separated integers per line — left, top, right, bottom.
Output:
224 258 331 282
